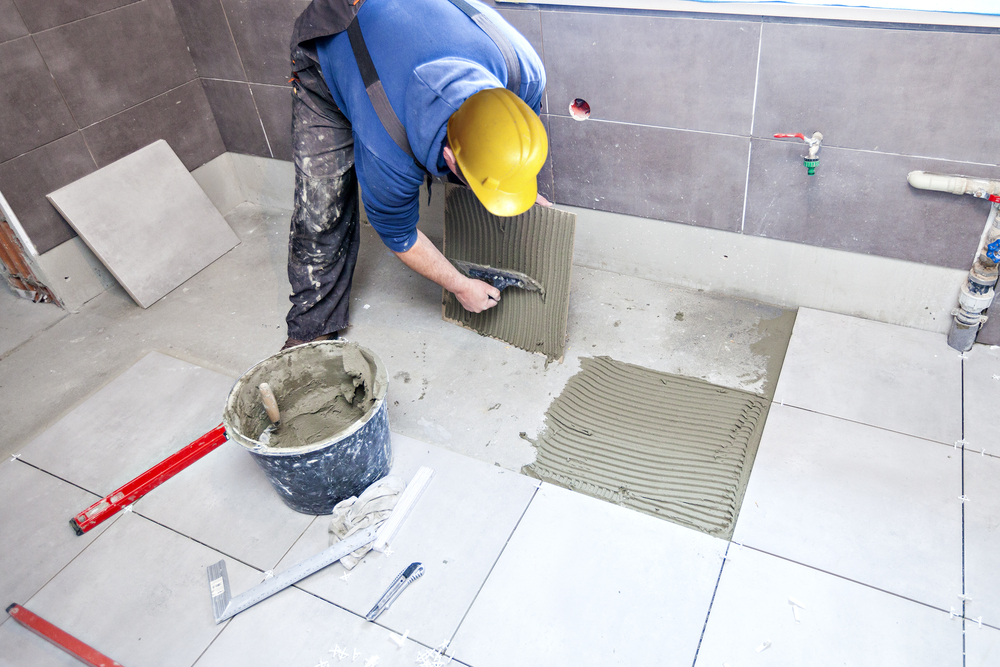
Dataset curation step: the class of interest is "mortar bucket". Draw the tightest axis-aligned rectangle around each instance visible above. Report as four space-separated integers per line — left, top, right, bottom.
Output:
223 340 391 514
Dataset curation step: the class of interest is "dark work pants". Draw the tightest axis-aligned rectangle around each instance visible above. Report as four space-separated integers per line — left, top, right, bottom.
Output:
285 47 360 341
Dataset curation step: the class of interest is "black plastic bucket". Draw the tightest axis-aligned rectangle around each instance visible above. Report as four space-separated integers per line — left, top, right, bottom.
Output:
223 340 392 514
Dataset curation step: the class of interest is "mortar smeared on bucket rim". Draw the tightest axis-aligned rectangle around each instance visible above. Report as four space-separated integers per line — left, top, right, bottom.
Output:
223 340 389 456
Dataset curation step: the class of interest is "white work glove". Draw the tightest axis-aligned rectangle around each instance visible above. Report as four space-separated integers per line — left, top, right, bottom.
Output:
328 475 406 570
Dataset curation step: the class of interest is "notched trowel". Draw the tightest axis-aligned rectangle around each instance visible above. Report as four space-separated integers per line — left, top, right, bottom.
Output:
451 260 546 302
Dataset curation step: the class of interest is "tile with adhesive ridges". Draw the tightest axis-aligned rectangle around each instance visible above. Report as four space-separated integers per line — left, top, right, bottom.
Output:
46 140 240 308
967 625 1000 667
135 440 315 572
451 483 726 667
3 512 260 667
772 308 961 444
732 403 961 610
273 432 539 647
964 444 1000 627
695 547 962 667
0 460 114 624
963 344 1000 456
17 351 234 496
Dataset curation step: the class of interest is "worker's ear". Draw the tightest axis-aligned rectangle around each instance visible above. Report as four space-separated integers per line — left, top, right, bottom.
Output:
442 146 458 175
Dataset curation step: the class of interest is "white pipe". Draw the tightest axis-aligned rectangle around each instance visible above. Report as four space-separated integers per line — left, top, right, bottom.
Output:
908 171 1000 199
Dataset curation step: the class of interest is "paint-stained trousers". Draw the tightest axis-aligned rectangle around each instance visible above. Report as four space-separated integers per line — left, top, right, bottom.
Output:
285 48 360 341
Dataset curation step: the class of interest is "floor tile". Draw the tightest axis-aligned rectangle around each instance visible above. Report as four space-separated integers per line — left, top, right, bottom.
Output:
135 440 315 571
773 308 961 444
0 284 65 357
695 546 962 666
733 404 962 610
275 433 539 647
967 625 1000 667
451 483 727 667
963 344 1000 456
18 351 234 495
0 460 114 622
46 140 240 308
13 511 261 667
193 582 430 667
964 444 1000 627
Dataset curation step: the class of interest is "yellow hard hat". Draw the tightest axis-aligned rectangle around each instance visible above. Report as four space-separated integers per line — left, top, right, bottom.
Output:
447 88 548 217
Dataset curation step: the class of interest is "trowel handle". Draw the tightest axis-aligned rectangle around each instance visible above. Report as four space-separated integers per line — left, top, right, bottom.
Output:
259 383 280 424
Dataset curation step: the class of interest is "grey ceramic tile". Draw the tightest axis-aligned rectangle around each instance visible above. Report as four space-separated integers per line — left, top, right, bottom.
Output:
18 351 234 495
0 132 95 254
275 432 539 647
451 483 727 667
773 308 961 444
221 0 309 86
549 115 748 230
542 11 758 134
47 140 240 308
250 83 292 161
11 0 140 33
169 0 246 80
537 113 553 201
964 344 1000 456
695 546 962 666
0 460 115 614
732 404 962 610
979 313 1000 346
32 0 197 127
495 8 544 113
12 512 260 666
0 37 75 163
756 23 1000 165
83 80 225 171
967 625 1000 667
744 139 1000 270
194 582 431 667
0 284 66 356
0 0 27 43
136 440 315 571
202 78 270 156
964 444 1000 627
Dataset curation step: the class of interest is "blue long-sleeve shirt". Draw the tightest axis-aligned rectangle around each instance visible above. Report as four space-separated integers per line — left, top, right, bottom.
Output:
315 0 545 252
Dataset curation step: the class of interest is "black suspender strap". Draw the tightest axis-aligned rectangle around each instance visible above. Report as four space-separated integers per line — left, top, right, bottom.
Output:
346 0 523 162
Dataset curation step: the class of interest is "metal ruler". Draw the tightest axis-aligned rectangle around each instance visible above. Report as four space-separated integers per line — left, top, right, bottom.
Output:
207 525 378 624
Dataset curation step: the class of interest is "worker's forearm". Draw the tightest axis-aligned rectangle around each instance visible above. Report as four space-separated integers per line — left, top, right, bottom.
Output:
393 230 500 313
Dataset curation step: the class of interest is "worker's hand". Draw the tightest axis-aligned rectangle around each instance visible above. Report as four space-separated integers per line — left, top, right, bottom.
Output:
535 193 552 207
453 278 501 313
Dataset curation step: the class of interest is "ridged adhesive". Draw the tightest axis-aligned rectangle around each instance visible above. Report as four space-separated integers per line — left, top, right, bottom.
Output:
525 356 770 539
443 186 576 361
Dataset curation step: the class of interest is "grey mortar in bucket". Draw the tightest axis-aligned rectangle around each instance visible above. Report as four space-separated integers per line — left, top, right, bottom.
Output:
223 340 392 514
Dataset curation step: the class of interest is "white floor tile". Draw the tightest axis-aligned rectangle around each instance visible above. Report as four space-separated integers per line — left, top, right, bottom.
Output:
274 433 539 648
0 616 90 667
451 483 727 667
18 351 234 495
733 404 962 610
964 446 1000 626
966 624 1000 667
695 547 962 666
964 343 1000 455
135 440 315 571
18 512 261 667
0 460 114 626
193 584 431 667
773 308 961 443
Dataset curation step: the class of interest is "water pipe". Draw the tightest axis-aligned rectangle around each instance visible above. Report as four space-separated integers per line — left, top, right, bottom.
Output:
908 170 1000 351
774 132 823 175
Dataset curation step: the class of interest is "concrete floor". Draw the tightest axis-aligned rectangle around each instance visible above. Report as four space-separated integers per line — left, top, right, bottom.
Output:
0 202 794 469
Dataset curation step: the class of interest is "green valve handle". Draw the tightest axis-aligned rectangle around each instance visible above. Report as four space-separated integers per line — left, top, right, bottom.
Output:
804 157 819 175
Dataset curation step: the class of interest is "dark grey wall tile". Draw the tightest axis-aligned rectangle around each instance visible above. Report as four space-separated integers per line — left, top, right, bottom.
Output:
744 139 1000 270
222 0 309 86
979 313 999 346
537 114 552 202
12 0 140 33
550 115 747 231
755 23 1000 165
541 11 759 135
170 0 246 80
495 7 545 114
250 83 291 160
33 0 197 127
0 0 28 43
0 37 75 163
202 78 269 156
83 80 225 170
0 133 96 253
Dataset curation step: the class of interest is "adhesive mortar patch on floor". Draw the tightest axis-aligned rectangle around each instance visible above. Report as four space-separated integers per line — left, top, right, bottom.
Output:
525 356 770 539
443 186 576 361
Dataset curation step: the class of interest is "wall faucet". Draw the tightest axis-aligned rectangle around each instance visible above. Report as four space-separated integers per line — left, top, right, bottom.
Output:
774 132 824 175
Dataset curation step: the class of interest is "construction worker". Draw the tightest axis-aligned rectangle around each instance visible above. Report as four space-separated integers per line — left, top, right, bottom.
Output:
283 0 548 349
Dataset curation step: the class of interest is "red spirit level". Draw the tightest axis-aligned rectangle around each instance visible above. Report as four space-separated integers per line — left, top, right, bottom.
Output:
6 603 123 667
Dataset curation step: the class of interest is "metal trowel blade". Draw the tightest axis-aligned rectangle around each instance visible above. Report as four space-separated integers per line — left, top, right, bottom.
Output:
451 260 546 300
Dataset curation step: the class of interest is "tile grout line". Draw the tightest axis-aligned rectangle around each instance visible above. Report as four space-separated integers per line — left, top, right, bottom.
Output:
739 19 764 235
690 542 730 667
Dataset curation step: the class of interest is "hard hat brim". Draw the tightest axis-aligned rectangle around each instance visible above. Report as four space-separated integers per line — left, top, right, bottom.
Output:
467 175 538 218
